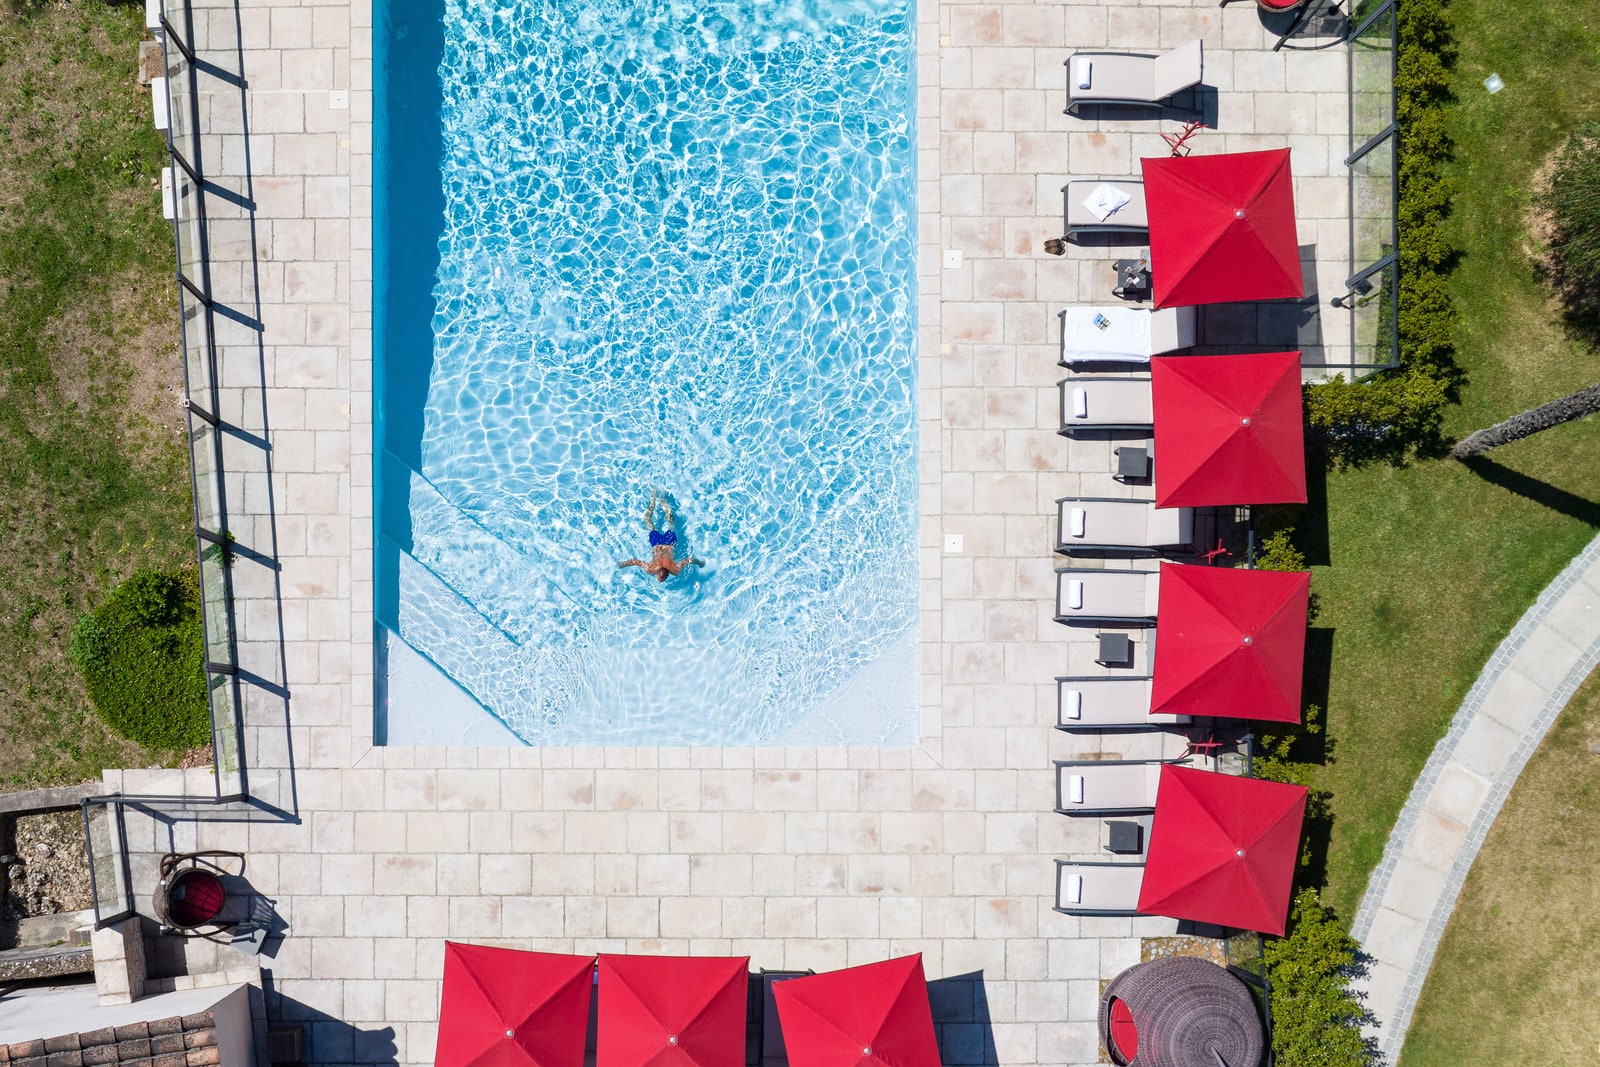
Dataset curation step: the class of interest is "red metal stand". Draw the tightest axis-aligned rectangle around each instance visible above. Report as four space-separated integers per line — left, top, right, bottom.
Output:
1163 120 1207 157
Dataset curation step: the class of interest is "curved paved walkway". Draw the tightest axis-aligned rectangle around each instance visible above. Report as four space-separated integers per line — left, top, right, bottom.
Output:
1351 531 1600 1063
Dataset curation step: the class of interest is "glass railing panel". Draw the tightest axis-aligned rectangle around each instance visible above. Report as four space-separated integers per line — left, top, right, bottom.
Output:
1351 134 1396 274
189 415 226 533
198 537 236 668
82 802 133 927
1351 262 1398 370
209 672 244 797
1350 7 1395 153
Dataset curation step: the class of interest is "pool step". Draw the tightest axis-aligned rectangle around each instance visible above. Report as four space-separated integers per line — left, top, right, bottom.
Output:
382 449 591 643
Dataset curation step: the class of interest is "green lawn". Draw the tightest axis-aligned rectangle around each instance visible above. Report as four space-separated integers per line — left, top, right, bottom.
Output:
1312 0 1600 922
1397 665 1600 1067
0 1 195 784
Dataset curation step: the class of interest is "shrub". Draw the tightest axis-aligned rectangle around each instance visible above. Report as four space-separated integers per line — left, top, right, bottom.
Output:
1304 369 1449 466
1263 889 1369 1067
1254 705 1332 870
1254 528 1308 573
1537 123 1600 299
69 568 210 750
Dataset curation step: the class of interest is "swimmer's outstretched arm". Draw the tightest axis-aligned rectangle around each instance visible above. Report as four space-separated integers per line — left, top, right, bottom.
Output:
617 558 645 569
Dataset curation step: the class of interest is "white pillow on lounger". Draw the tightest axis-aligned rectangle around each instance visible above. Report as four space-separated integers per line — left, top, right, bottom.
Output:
1064 690 1082 720
1068 579 1084 609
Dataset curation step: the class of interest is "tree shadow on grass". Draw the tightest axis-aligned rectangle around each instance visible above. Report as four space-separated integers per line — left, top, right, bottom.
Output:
1457 455 1600 528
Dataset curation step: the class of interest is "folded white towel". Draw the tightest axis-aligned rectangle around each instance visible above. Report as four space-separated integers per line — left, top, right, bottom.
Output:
1070 507 1087 538
1064 690 1082 720
1077 58 1093 90
1067 579 1084 610
1069 774 1085 804
1065 873 1084 904
1082 182 1133 222
1072 387 1088 419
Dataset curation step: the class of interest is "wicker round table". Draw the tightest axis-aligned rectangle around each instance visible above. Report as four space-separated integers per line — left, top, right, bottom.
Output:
1098 956 1265 1067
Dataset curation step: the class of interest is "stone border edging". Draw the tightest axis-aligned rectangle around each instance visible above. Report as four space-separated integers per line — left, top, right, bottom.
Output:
1351 531 1600 1063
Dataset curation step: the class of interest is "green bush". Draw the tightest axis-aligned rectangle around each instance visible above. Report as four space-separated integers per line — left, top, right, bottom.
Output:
69 568 210 750
1537 123 1600 294
1263 889 1369 1067
1254 705 1332 871
1305 369 1449 466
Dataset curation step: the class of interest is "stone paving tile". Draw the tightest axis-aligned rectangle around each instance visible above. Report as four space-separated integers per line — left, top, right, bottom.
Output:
138 0 1366 1062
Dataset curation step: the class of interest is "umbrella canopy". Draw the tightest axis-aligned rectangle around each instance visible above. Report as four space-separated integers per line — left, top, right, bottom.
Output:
1142 148 1303 308
598 954 750 1067
1151 350 1307 507
1150 562 1309 724
436 944 596 1067
1137 765 1309 935
772 954 941 1067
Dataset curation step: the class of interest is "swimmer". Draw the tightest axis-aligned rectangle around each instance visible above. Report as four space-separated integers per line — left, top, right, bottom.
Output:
617 491 702 582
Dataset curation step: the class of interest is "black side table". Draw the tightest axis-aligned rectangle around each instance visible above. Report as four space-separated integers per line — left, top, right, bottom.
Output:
1112 258 1151 300
1096 632 1133 667
1115 444 1151 481
1105 820 1143 855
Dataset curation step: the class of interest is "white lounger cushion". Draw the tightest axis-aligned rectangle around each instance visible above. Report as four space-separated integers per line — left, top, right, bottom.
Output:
1056 570 1161 619
1057 762 1164 811
1059 377 1154 429
1057 500 1193 550
1057 863 1146 913
1060 306 1196 364
1057 678 1191 727
1067 41 1202 106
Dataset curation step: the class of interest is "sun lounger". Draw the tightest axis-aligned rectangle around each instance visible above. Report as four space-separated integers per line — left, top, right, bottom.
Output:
1055 568 1160 625
1056 676 1192 730
1065 40 1205 114
1054 759 1167 814
1056 498 1193 554
1062 179 1148 238
1058 375 1154 434
1055 861 1146 916
1058 306 1198 366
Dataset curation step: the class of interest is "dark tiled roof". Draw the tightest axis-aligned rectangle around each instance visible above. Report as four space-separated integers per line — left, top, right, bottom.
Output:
0 1011 219 1067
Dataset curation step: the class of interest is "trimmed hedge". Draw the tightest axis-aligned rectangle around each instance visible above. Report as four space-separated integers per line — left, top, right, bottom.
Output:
1263 889 1369 1067
69 568 210 750
1305 0 1458 464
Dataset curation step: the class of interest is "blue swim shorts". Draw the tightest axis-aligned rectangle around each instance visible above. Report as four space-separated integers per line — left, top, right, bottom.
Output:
648 529 677 547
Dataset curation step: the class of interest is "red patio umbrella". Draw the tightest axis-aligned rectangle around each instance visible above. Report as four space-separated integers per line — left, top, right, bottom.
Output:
1137 765 1309 935
1141 148 1304 308
435 943 595 1067
772 954 941 1067
1150 350 1307 507
1150 562 1309 724
598 954 750 1067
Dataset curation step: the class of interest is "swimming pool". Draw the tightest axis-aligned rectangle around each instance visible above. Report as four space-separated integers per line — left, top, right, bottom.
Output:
375 0 918 745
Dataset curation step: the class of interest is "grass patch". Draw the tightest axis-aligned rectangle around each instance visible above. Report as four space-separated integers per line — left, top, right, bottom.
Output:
1397 664 1600 1067
0 0 197 783
1310 0 1600 922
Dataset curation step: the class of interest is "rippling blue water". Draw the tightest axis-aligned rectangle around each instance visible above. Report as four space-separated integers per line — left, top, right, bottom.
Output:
377 0 918 745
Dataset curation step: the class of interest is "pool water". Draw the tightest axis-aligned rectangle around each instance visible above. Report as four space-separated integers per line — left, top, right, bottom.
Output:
375 0 918 745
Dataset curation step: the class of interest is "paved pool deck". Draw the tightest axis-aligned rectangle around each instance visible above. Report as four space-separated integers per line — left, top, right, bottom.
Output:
119 0 1355 1062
